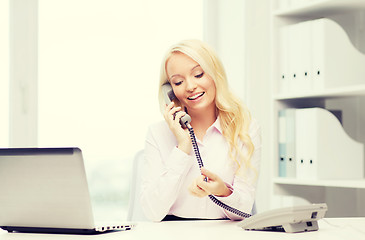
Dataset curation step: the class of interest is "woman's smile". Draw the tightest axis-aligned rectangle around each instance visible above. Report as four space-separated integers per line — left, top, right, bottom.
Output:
187 92 205 101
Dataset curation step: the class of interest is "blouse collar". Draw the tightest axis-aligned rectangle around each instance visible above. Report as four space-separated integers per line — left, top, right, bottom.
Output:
210 116 223 134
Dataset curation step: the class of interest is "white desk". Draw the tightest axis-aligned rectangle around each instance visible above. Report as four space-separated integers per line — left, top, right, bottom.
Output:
0 218 364 240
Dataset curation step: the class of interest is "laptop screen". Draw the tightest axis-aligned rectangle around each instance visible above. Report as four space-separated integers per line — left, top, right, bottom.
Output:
0 148 96 230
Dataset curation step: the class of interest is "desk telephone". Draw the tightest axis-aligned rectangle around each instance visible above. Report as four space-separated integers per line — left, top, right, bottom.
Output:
162 83 328 233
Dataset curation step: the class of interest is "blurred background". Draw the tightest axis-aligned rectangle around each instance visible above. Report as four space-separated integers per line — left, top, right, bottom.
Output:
6 0 365 220
1 0 274 221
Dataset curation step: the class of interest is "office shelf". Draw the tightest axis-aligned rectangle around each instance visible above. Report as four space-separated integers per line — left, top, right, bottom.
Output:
274 0 365 17
273 178 365 189
270 0 365 217
274 84 365 100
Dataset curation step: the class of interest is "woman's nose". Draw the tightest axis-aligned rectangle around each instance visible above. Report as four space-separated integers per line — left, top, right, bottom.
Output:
185 78 197 92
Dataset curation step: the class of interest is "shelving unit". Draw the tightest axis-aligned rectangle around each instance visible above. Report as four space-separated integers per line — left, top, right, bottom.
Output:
270 0 365 217
274 0 365 17
274 177 365 189
274 83 365 100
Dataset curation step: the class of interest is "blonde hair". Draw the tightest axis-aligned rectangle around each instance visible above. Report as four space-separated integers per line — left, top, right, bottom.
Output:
158 39 255 176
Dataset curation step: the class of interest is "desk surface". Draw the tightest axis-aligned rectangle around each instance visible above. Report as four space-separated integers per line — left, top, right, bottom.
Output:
0 218 364 240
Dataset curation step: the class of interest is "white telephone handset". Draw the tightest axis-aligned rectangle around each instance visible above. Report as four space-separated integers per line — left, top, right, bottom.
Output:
161 83 191 128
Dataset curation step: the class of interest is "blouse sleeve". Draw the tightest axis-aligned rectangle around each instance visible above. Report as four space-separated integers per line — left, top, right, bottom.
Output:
214 119 262 220
140 124 194 222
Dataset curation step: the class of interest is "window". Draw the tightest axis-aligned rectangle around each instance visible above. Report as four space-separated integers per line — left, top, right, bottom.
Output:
38 0 203 220
0 0 9 147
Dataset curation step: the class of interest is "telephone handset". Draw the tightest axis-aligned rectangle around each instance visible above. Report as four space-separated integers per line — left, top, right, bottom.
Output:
161 82 251 219
162 83 191 128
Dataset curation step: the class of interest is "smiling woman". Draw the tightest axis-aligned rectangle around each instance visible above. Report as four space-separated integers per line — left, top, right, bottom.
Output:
37 0 203 220
141 39 261 222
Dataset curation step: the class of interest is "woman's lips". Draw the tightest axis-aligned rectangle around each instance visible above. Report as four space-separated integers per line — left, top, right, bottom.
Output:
188 92 205 101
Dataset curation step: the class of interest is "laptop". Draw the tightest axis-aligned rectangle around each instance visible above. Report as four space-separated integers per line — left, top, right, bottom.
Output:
0 147 134 234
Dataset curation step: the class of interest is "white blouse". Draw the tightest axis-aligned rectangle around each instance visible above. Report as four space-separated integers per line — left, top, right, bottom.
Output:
140 117 261 222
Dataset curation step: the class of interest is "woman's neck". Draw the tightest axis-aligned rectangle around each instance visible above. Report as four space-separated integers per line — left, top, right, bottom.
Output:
188 106 218 140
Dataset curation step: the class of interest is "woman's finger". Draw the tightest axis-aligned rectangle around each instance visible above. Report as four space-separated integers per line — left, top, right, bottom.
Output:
189 180 208 198
173 110 186 124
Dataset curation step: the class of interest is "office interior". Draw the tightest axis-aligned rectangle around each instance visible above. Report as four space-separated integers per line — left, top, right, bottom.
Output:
1 0 365 222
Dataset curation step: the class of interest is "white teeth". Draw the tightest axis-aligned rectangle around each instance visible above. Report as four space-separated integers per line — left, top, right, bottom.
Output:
188 93 204 100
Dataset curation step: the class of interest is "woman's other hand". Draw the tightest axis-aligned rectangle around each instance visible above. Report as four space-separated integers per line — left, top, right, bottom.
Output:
188 167 232 197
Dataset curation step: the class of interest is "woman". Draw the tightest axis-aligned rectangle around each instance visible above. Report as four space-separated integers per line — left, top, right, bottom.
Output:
140 39 261 222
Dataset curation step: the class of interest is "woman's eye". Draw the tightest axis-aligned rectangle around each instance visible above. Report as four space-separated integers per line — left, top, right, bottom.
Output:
174 81 182 86
195 72 204 78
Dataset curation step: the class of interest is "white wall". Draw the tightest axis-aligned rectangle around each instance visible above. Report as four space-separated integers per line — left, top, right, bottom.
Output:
204 0 272 212
204 0 246 101
243 0 271 213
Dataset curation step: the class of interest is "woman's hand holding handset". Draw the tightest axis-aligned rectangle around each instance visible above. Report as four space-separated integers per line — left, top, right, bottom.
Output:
163 102 192 154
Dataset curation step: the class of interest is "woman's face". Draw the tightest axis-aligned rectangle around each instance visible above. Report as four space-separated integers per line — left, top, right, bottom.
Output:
166 52 216 115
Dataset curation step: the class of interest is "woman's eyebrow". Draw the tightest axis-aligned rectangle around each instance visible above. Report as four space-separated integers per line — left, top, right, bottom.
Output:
191 65 201 71
169 74 182 81
169 65 201 81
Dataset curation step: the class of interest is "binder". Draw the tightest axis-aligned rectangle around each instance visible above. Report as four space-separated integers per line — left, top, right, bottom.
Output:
279 21 312 94
278 110 287 177
285 109 296 178
311 18 365 89
278 18 365 95
287 23 298 93
289 21 312 93
279 25 290 94
295 108 364 180
298 21 312 93
311 18 325 91
295 108 316 179
278 108 297 178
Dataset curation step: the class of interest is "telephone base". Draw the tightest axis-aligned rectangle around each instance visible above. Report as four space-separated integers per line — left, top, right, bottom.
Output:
238 203 327 233
283 220 319 233
244 220 319 233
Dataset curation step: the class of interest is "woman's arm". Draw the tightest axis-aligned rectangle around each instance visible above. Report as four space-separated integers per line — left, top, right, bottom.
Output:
140 125 194 222
215 120 262 220
188 120 262 220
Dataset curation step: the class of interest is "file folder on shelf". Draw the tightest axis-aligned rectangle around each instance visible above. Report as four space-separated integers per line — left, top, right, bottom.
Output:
289 22 312 93
311 18 365 89
285 109 296 178
278 108 296 178
295 108 364 180
279 25 290 94
278 110 287 177
278 18 365 94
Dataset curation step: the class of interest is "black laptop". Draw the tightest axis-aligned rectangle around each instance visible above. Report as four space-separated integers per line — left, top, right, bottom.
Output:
0 147 134 234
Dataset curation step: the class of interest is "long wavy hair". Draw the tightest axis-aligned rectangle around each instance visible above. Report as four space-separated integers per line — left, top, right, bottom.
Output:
158 39 255 176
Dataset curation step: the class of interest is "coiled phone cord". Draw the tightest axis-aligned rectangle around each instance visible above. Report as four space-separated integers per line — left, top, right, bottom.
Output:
186 124 252 219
